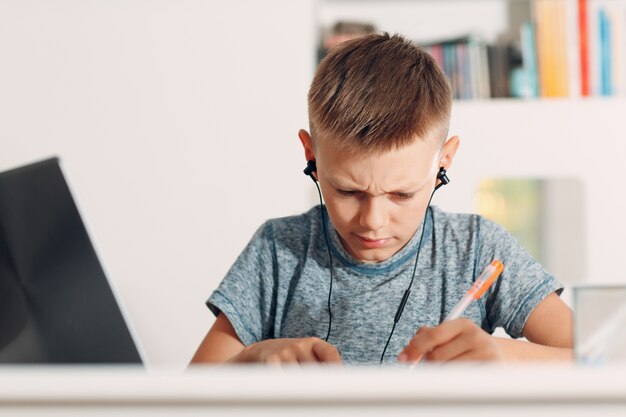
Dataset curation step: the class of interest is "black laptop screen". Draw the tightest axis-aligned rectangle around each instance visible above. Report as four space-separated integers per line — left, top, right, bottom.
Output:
0 158 142 364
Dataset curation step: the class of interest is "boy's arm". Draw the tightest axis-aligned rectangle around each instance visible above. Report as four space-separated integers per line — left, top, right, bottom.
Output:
521 292 573 346
191 313 244 364
493 292 573 360
190 313 246 363
190 313 342 364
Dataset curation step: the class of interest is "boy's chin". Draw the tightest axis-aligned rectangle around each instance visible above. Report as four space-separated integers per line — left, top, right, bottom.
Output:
349 247 398 263
338 234 404 263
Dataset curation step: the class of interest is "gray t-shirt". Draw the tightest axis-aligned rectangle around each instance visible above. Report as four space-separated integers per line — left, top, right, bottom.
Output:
207 205 562 365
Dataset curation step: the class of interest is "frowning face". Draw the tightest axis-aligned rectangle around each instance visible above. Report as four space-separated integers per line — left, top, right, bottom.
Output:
300 130 459 262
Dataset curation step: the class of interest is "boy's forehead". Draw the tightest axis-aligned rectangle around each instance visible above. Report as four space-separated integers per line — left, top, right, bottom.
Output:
316 133 440 186
315 131 441 162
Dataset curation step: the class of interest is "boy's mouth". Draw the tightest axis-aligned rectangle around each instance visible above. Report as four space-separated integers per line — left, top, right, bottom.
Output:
355 234 391 249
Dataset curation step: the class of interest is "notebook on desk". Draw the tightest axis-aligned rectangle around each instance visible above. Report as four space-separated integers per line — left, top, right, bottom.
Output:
0 158 143 364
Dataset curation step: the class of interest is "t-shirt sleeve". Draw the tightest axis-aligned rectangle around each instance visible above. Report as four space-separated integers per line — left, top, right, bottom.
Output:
476 217 563 338
206 221 277 346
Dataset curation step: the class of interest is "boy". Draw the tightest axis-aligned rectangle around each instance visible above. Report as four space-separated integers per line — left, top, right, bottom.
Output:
191 33 573 365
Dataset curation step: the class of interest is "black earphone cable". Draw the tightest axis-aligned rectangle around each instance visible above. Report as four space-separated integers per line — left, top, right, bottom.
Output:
378 187 436 364
312 179 334 342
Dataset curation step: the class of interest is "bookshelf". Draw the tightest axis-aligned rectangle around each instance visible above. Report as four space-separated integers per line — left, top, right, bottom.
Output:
315 0 626 100
312 0 626 287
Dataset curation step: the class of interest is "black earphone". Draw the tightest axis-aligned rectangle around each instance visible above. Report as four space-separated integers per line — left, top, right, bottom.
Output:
303 159 450 363
303 159 318 181
435 166 450 190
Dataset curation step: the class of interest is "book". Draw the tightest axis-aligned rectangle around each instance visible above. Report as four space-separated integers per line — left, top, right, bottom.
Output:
566 0 582 97
609 6 625 96
423 36 491 99
579 0 591 96
521 21 540 97
487 44 512 98
554 0 571 96
534 0 570 97
599 7 612 96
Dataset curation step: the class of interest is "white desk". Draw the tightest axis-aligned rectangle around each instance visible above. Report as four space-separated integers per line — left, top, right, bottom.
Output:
1 364 625 416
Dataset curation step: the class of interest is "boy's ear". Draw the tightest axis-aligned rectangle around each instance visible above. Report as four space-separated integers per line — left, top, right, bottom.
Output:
439 135 460 171
298 129 316 162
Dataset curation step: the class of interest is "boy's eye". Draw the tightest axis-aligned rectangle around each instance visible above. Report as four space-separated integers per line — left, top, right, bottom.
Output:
336 189 358 197
393 192 414 200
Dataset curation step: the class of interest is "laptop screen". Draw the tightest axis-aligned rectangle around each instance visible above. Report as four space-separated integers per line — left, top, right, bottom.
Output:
0 158 142 364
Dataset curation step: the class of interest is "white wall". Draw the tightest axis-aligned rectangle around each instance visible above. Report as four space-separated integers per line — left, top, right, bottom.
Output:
2 1 625 370
0 0 317 369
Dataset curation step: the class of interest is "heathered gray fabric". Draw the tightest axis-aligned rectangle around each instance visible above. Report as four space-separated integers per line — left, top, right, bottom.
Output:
207 205 563 365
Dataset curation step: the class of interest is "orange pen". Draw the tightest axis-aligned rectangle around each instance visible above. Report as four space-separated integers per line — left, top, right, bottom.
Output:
444 260 504 322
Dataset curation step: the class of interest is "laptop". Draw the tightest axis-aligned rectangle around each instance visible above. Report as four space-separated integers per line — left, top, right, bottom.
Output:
0 158 143 364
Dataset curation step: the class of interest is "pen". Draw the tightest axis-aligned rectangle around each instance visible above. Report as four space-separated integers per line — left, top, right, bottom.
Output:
444 260 504 322
408 260 504 367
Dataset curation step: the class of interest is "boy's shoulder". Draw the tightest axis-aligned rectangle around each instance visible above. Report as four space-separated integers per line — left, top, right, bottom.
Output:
430 206 511 245
263 206 320 233
432 205 505 228
253 206 323 252
431 205 481 229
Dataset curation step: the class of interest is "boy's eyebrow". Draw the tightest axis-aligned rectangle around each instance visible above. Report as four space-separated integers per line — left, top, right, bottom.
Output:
327 176 429 193
327 177 366 190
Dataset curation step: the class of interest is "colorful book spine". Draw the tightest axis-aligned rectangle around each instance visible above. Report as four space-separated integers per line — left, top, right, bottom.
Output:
554 0 570 96
423 37 492 100
599 8 612 96
479 43 492 99
579 0 591 95
535 0 552 96
609 8 625 96
423 0 626 102
566 0 582 97
521 21 540 97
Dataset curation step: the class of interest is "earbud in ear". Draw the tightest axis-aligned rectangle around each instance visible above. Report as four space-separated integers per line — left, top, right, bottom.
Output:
435 167 450 191
303 160 318 182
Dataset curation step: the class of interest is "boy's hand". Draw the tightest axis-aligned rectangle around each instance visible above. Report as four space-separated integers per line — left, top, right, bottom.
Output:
233 337 342 364
398 318 504 363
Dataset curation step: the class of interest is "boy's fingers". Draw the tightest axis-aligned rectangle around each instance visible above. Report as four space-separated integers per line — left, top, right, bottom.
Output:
294 342 320 363
424 333 469 362
311 340 342 363
400 321 467 361
432 319 474 340
265 351 296 364
400 337 431 362
257 338 341 364
399 329 434 361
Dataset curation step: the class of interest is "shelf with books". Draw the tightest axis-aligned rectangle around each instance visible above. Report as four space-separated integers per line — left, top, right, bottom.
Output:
315 0 626 100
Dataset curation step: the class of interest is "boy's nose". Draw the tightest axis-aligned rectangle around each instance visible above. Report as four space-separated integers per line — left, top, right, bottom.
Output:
358 197 389 231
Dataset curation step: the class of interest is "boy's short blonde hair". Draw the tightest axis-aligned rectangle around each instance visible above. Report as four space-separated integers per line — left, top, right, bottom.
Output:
308 33 452 155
